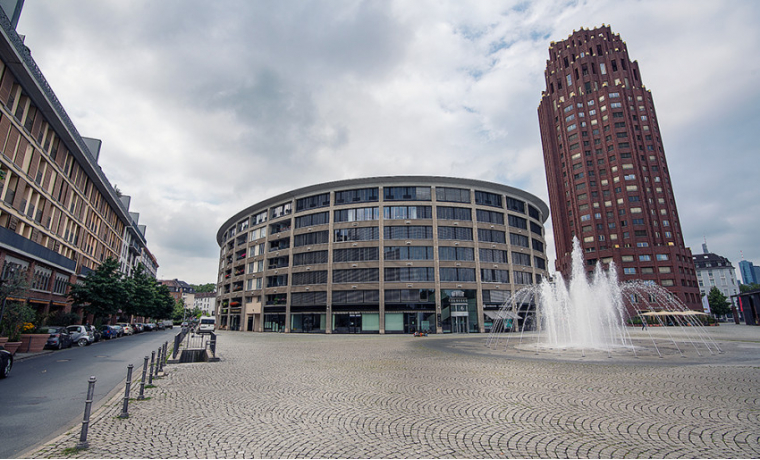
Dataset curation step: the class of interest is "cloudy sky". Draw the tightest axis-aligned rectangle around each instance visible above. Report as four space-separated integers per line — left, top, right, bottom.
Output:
14 0 760 284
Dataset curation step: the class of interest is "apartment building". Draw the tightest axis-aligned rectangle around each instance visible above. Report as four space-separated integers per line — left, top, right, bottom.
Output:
216 176 549 334
0 6 157 321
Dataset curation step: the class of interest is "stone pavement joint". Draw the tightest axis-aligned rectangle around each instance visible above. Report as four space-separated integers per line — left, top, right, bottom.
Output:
22 324 760 459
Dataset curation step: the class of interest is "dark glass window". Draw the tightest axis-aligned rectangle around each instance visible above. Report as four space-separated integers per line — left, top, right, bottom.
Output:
436 206 472 221
333 247 379 263
334 227 379 242
478 229 506 243
294 212 329 229
383 206 432 220
384 186 431 201
334 188 379 204
296 193 330 212
293 231 329 247
435 187 470 203
508 215 527 230
506 197 525 214
476 209 504 224
384 267 435 282
438 226 473 241
383 226 433 240
439 268 476 282
384 246 434 260
474 191 502 208
438 246 475 261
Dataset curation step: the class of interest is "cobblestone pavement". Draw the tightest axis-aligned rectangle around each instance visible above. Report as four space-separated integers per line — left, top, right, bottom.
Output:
25 325 760 459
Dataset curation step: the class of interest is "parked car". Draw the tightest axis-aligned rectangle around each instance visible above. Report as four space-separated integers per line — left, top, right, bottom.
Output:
117 323 134 335
162 320 173 329
1 345 12 378
99 325 118 340
66 325 94 347
87 325 102 343
143 323 155 331
197 316 216 334
133 323 145 333
39 326 73 349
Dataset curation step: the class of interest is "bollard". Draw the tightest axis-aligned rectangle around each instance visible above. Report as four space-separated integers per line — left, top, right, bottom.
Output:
158 346 164 373
119 364 134 418
173 333 180 359
155 347 162 377
148 351 155 385
137 356 149 400
163 342 168 368
77 376 97 449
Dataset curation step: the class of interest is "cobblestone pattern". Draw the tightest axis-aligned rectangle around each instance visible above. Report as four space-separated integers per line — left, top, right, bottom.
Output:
27 333 760 459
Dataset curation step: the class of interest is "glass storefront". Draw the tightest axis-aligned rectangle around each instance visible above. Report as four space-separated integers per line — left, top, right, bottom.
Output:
333 312 379 333
440 289 478 333
264 314 286 332
291 313 327 333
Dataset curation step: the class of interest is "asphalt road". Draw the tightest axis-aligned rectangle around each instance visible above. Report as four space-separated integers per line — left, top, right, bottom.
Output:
0 328 176 458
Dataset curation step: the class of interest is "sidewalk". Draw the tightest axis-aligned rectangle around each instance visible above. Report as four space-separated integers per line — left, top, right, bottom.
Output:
21 327 760 459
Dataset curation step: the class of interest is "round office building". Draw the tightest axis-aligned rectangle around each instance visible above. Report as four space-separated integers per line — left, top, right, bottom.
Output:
216 176 549 334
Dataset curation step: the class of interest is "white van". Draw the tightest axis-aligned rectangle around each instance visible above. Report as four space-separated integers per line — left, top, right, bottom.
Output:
197 316 216 334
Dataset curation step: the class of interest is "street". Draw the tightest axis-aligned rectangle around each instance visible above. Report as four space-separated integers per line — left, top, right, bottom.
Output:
0 328 176 458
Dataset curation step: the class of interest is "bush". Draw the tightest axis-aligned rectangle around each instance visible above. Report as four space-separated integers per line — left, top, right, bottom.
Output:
1 301 36 341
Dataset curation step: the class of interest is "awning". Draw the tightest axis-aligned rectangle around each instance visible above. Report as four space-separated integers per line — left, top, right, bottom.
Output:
484 310 521 320
642 310 707 316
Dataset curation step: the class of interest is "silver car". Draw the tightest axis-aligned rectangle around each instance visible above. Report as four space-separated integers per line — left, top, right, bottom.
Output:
66 325 94 347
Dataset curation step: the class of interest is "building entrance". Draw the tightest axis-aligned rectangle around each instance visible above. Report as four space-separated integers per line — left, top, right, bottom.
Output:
451 315 468 333
333 313 362 333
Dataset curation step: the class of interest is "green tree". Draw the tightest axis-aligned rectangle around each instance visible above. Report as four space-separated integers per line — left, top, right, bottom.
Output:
127 264 156 318
171 298 186 322
152 283 175 319
707 286 731 318
191 283 216 293
0 266 30 335
68 257 126 322
739 283 760 293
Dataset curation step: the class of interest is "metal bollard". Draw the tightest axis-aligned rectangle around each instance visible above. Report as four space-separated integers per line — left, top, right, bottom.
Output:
77 376 97 449
138 356 148 400
155 347 162 376
148 351 155 385
173 332 181 359
158 344 165 372
119 364 134 418
163 342 168 368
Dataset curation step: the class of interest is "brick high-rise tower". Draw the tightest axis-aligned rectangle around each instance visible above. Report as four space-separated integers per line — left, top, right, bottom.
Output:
537 25 701 310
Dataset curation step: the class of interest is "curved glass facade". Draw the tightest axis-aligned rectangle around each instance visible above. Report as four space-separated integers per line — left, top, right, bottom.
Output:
216 177 549 334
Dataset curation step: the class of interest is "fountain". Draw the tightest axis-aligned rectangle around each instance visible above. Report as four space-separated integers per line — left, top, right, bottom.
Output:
486 238 722 359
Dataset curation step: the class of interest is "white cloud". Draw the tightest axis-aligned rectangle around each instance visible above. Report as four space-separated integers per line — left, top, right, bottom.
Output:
15 0 760 283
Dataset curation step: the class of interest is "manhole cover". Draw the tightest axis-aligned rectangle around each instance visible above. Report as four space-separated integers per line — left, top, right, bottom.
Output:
56 359 71 362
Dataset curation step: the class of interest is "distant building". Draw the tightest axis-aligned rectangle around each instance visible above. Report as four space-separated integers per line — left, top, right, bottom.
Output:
194 291 216 316
158 279 195 303
693 243 739 313
738 260 757 285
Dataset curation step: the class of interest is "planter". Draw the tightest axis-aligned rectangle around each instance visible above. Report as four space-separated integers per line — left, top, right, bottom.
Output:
20 334 48 353
3 341 21 355
0 337 7 346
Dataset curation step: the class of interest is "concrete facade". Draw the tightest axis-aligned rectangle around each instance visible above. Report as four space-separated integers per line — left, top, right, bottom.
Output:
216 176 549 334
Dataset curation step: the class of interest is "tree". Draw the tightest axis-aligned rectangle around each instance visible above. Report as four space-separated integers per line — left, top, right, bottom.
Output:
740 283 760 293
127 264 156 318
707 286 731 318
68 258 126 322
0 266 30 334
191 283 216 293
152 283 175 320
